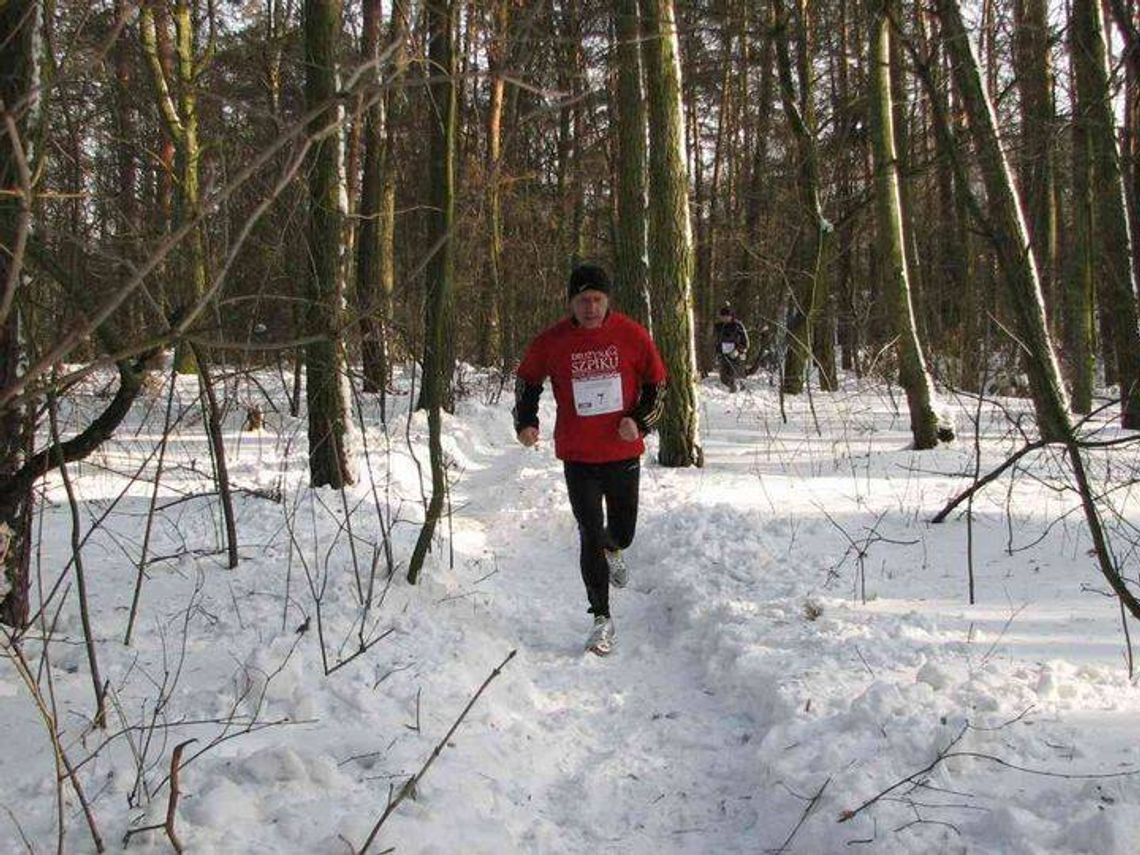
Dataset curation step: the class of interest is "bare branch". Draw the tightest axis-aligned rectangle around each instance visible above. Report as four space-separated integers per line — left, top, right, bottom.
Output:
357 649 517 854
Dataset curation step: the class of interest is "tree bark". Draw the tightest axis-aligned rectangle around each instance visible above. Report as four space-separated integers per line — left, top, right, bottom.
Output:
640 0 702 468
140 0 209 374
409 0 458 583
357 0 388 393
479 0 508 366
738 23 776 345
0 312 34 629
935 0 1071 441
888 0 925 348
922 10 974 385
0 0 39 628
557 2 586 265
774 0 830 395
1072 0 1140 428
304 0 355 488
1067 11 1096 414
612 0 651 326
870 3 947 449
1012 0 1058 317
378 0 409 404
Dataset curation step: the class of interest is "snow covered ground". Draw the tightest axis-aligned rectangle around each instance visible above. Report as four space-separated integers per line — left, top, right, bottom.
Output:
2 366 1139 854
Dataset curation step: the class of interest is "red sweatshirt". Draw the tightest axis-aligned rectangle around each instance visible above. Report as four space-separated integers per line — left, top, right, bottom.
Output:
516 311 667 463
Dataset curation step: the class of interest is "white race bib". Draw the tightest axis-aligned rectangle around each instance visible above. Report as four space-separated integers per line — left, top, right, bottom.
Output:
573 373 623 416
721 342 736 354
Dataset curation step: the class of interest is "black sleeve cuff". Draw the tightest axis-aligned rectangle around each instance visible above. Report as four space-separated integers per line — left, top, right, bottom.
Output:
629 381 665 435
512 376 543 432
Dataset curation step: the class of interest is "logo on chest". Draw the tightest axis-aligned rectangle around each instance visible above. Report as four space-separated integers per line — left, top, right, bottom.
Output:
570 346 620 378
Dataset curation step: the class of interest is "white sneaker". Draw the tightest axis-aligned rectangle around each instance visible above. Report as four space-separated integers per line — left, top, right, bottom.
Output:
605 549 628 588
585 616 615 656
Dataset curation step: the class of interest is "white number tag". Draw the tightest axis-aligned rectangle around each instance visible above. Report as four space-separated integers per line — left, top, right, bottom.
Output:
572 374 623 416
721 342 736 354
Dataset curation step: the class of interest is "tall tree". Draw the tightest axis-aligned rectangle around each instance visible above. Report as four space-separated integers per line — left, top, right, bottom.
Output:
1106 2 1140 310
377 0 410 401
479 0 509 365
408 0 458 583
1072 0 1140 428
612 0 650 326
870 2 948 449
935 0 1070 441
920 7 975 384
357 0 388 394
887 0 925 346
639 0 702 468
738 23 776 340
774 0 830 394
936 0 1140 625
139 0 211 373
831 0 860 373
304 0 355 488
0 0 40 627
558 1 586 265
1067 9 1096 414
1012 0 1057 315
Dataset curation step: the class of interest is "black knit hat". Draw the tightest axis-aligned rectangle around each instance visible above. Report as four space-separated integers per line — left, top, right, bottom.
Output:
567 263 611 300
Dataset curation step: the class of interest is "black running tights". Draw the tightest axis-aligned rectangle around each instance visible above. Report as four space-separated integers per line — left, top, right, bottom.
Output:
563 458 641 619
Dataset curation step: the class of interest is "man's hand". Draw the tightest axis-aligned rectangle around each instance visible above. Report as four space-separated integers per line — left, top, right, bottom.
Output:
618 417 640 442
517 426 539 447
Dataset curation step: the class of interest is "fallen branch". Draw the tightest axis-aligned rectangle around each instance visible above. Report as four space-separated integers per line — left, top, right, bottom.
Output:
356 649 517 854
838 725 1139 824
1 630 105 852
930 396 1132 526
771 776 830 853
931 439 1045 524
123 738 196 853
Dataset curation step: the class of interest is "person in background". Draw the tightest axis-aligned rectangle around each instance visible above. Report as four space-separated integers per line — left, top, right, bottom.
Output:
513 263 667 656
713 303 749 392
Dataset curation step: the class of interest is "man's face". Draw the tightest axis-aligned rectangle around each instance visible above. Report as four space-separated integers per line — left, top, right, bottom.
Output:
571 290 609 329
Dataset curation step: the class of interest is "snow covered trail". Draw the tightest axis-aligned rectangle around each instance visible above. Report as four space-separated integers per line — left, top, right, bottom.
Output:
411 407 776 852
385 379 1140 854
3 372 1140 854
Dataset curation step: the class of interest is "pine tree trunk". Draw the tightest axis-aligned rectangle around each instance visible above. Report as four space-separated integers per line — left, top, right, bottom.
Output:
922 12 974 386
408 0 457 583
774 0 829 395
1118 5 1140 330
557 3 586 265
1012 0 1058 316
887 0 925 348
378 0 409 400
479 0 508 366
304 0 355 488
114 0 142 338
357 0 387 393
0 312 33 629
0 0 39 629
833 0 858 373
1072 0 1140 428
140 0 207 374
936 0 1071 441
700 20 736 366
612 0 650 326
870 2 945 449
738 25 775 337
1068 82 1097 415
416 0 457 417
640 0 702 468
